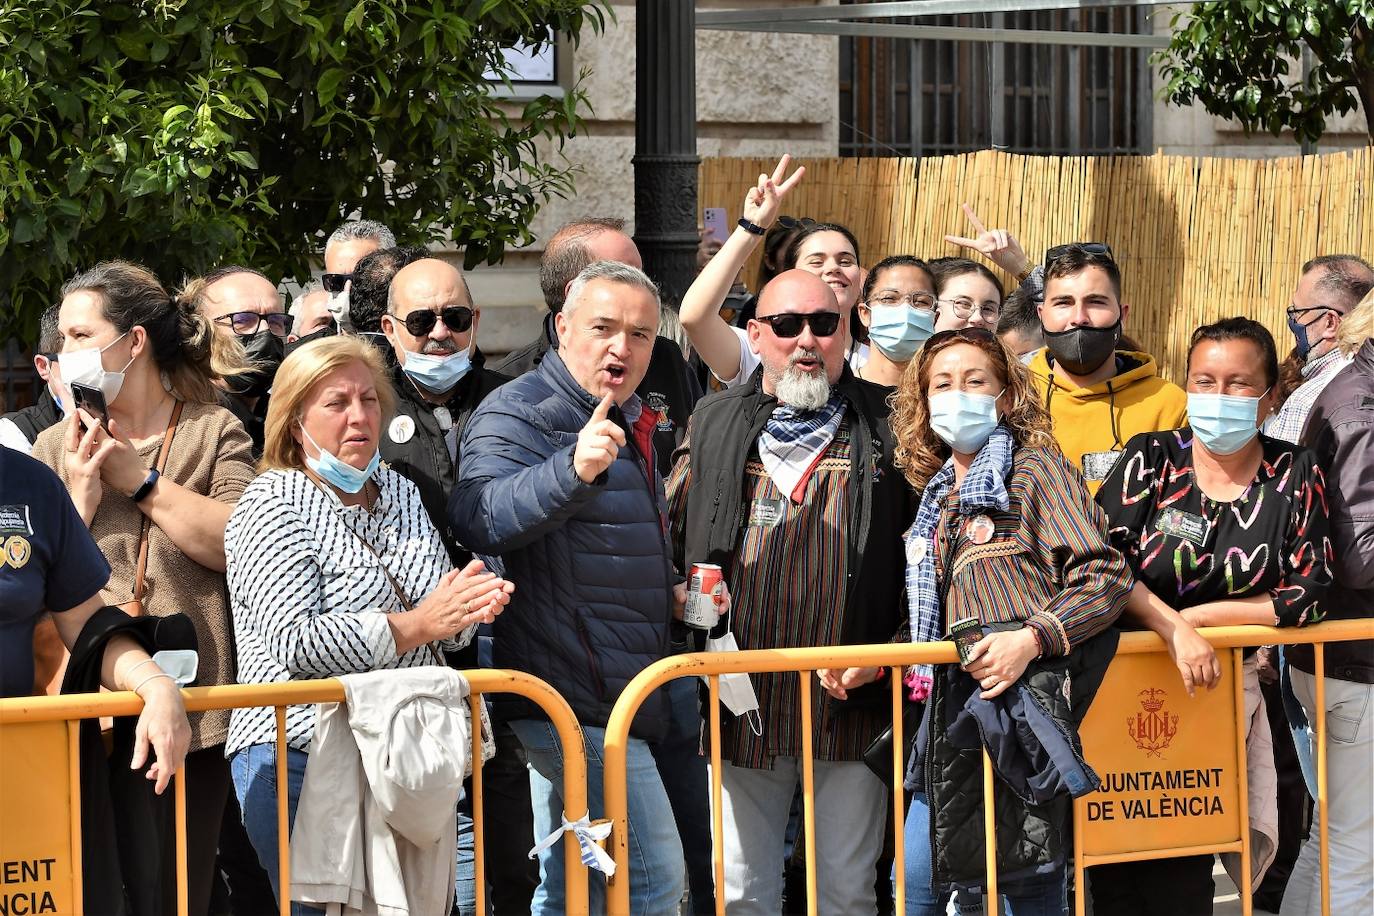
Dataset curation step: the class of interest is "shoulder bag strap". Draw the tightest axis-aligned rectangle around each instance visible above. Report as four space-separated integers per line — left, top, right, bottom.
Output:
130 400 183 607
315 480 447 666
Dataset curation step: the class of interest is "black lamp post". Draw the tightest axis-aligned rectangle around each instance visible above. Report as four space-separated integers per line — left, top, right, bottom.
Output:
633 0 699 309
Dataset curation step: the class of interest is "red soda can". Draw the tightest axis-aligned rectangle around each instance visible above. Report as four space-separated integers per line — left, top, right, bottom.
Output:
683 563 725 629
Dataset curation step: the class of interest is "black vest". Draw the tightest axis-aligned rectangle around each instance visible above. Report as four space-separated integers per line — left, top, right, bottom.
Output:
676 367 914 658
2 390 62 443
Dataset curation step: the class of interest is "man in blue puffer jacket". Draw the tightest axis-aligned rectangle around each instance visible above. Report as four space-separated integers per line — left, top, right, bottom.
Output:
450 260 685 915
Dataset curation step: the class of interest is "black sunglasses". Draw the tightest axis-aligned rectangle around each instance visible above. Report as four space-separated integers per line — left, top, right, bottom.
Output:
213 311 292 338
394 305 474 337
321 272 351 294
753 311 841 338
776 216 818 231
1044 242 1114 271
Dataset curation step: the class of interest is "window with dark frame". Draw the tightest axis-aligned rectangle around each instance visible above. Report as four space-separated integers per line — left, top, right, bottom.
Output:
839 6 1153 157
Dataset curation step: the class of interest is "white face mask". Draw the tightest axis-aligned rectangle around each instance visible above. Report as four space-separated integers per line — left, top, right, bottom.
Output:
59 331 133 407
701 632 763 736
326 283 351 332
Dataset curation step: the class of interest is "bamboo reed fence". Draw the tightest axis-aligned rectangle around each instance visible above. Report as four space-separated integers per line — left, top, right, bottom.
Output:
699 149 1372 385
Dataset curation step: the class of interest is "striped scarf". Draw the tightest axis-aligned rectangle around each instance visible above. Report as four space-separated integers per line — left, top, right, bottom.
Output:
758 393 846 503
904 424 1015 699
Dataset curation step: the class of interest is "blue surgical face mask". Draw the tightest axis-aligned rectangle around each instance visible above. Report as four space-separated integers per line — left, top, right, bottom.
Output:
928 389 1003 455
1187 390 1269 456
402 341 472 393
866 305 935 362
300 425 379 494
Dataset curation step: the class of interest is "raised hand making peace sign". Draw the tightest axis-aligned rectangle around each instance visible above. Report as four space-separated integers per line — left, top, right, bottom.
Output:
741 154 807 231
944 203 1031 280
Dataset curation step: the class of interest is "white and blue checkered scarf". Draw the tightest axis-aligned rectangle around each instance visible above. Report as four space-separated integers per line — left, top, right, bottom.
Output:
904 423 1014 699
758 393 846 503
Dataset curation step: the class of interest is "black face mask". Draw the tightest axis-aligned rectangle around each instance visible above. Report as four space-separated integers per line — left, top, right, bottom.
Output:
282 322 338 359
226 330 285 399
1043 319 1121 376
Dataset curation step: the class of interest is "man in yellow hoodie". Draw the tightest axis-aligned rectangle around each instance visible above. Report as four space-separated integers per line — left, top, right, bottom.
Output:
1028 245 1187 493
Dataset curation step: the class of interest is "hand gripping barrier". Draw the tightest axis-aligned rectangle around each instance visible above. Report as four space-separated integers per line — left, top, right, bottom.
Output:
600 619 1374 916
0 669 594 916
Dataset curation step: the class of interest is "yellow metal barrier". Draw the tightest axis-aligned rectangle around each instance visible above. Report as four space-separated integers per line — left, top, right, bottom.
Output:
602 619 1374 916
0 669 592 916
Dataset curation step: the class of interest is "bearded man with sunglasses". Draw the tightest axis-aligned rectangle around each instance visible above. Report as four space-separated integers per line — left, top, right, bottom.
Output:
666 269 914 915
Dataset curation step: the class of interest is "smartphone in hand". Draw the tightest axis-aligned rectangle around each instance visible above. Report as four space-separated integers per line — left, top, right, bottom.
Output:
704 207 729 245
70 383 109 433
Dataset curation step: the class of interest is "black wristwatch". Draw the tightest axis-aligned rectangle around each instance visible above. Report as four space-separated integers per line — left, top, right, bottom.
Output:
131 467 161 503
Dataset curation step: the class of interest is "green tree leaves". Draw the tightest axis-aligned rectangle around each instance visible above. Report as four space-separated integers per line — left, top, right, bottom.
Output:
0 0 607 341
1156 0 1374 146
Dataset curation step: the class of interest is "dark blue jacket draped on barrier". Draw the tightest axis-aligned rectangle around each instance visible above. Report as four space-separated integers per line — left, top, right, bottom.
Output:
448 349 674 740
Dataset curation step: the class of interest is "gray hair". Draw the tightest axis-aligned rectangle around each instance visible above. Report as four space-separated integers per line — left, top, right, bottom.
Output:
289 283 327 335
1302 254 1374 312
38 303 62 353
327 219 396 251
563 260 661 322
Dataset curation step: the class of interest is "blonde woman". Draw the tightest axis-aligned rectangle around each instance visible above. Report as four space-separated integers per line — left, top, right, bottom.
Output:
223 336 513 911
889 327 1129 916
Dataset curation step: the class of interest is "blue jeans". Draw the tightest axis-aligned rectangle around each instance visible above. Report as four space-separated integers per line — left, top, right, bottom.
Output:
508 717 684 916
903 792 1067 916
229 744 324 916
648 676 714 913
455 801 477 915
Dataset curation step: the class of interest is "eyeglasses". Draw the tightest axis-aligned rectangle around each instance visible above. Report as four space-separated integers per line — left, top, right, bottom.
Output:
775 216 817 231
321 273 352 294
938 297 1000 323
1044 242 1114 271
926 326 999 348
214 311 292 338
870 292 937 311
1285 304 1341 322
393 305 474 337
753 311 841 338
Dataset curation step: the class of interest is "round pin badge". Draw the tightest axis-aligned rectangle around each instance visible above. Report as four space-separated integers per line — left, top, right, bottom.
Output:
968 514 995 545
389 415 416 444
906 535 928 565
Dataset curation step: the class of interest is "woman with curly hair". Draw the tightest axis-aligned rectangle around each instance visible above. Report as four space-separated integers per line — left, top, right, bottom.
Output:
890 327 1131 916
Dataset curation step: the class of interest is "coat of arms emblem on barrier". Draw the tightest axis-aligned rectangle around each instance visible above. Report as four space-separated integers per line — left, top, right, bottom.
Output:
1127 687 1178 758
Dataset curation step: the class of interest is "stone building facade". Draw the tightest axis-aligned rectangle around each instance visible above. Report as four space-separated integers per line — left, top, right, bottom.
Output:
468 0 1367 352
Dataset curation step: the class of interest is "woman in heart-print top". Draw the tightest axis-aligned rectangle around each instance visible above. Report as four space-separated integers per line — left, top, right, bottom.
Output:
1092 317 1333 914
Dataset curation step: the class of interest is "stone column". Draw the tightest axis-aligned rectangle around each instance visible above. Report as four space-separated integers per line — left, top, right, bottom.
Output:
633 0 698 309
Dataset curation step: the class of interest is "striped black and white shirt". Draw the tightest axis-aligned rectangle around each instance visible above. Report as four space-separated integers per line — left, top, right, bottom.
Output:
224 467 473 754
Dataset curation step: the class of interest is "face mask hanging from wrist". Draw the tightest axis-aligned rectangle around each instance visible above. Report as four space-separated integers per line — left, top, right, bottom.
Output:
300 425 379 494
59 331 134 407
1187 390 1268 455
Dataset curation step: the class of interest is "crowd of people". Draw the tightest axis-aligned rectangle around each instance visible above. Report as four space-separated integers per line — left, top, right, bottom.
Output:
2 153 1371 916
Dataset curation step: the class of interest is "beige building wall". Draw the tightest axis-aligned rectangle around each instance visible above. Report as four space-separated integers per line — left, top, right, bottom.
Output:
470 0 840 354
468 2 1368 354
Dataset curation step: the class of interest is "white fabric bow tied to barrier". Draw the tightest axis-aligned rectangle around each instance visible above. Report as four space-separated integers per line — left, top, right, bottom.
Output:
527 813 617 877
